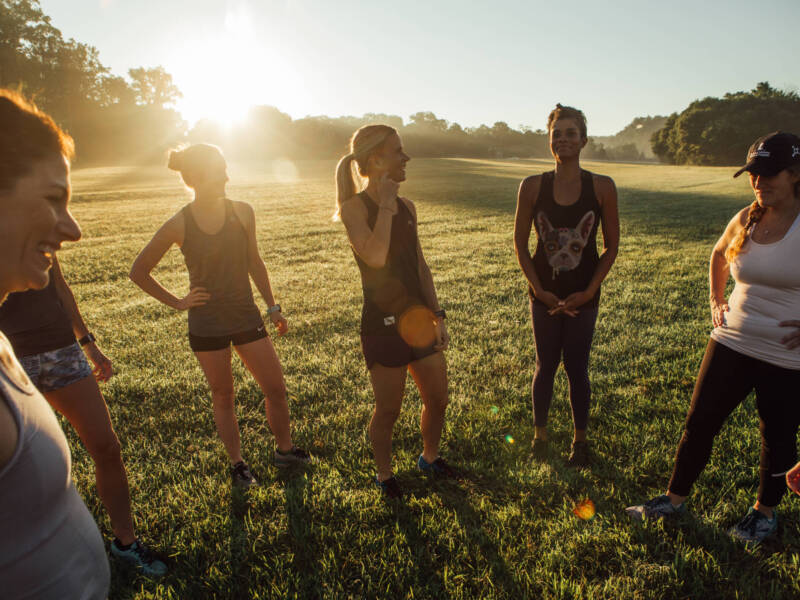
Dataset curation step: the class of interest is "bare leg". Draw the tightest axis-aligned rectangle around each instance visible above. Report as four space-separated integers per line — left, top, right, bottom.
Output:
194 347 242 464
408 351 449 464
47 376 135 545
368 363 407 481
234 337 292 452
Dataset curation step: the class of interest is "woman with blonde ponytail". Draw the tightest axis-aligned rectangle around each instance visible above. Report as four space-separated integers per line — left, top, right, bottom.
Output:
336 125 457 499
628 132 800 546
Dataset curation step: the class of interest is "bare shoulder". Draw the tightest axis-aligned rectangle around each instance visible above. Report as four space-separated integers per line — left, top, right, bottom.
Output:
161 208 185 238
340 194 366 222
519 174 542 206
231 200 255 225
591 172 617 195
733 205 751 228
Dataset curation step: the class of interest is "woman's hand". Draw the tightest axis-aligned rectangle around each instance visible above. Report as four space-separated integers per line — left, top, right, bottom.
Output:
786 462 800 495
779 320 800 349
175 287 210 311
710 298 729 328
433 318 449 351
561 290 592 316
84 344 113 383
377 173 400 211
270 312 289 336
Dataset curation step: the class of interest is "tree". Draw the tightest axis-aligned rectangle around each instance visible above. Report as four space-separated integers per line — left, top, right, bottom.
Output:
128 66 182 107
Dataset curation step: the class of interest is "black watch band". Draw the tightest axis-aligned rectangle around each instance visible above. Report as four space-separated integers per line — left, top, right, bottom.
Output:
78 333 96 347
434 309 446 320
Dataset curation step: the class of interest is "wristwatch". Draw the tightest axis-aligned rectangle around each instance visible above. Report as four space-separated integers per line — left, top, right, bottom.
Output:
434 309 446 320
267 304 282 315
78 333 96 347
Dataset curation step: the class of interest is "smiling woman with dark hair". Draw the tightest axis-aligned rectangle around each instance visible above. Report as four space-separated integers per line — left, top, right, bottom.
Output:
513 104 620 467
627 131 800 546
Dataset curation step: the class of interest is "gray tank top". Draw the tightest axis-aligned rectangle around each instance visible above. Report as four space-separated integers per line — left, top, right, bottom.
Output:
180 200 263 337
0 333 109 599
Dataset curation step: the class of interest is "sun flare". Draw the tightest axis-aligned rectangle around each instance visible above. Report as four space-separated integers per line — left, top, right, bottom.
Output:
167 4 305 129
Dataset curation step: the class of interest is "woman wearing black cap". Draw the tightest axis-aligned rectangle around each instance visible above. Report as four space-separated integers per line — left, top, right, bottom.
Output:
626 131 800 545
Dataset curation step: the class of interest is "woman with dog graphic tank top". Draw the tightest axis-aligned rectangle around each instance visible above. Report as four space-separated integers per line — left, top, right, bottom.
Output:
514 104 620 468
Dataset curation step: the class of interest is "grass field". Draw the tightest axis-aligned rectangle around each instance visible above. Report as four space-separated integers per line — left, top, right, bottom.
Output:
57 158 800 599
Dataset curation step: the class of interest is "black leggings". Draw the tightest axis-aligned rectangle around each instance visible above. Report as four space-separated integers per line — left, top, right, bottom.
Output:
530 301 598 430
668 340 800 507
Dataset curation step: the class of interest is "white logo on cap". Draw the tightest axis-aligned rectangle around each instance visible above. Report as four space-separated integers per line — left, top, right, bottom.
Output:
749 142 770 160
793 145 800 158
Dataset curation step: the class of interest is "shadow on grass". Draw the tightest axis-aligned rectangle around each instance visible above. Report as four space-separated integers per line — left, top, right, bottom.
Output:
227 486 254 599
280 469 321 598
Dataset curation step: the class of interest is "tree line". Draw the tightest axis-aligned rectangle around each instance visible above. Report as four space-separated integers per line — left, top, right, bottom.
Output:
651 82 800 166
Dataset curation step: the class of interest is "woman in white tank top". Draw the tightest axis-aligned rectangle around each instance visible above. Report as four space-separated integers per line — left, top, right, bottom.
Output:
0 90 109 598
627 131 800 546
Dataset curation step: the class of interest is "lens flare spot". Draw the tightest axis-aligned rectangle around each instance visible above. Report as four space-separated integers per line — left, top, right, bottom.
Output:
398 305 436 348
504 435 515 444
573 498 596 521
490 406 499 415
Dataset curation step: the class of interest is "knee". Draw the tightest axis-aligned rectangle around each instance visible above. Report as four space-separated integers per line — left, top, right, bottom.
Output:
210 387 235 407
263 381 287 402
372 406 401 427
88 432 122 465
534 357 559 378
426 393 448 414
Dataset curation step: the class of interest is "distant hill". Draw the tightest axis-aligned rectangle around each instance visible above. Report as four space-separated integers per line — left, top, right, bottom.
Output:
594 116 668 160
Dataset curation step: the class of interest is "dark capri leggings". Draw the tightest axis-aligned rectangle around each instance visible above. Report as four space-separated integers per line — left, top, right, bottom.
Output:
530 301 598 431
668 339 800 507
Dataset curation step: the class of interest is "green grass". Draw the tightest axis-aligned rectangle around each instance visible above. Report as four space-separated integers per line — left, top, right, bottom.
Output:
56 158 799 599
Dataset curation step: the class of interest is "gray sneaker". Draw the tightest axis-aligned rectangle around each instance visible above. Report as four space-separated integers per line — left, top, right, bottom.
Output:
230 461 258 489
274 445 311 468
625 495 686 520
728 508 777 545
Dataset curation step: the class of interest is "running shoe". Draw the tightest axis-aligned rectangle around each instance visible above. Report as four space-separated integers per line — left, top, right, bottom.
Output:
566 441 590 468
417 455 460 479
230 461 258 489
374 475 403 499
274 445 311 468
728 508 777 545
625 495 686 520
110 538 168 577
532 438 549 462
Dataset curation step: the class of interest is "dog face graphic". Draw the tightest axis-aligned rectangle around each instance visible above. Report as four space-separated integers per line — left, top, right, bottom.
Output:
536 211 595 273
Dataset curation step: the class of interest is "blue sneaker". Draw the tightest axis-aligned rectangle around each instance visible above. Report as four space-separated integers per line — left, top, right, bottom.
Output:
728 508 777 545
417 455 460 479
374 475 403 499
111 538 168 577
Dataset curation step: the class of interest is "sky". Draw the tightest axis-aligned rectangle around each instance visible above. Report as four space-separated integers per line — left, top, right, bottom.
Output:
38 0 800 135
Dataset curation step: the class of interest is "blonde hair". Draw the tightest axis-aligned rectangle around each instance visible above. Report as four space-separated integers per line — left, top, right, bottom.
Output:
726 163 800 262
167 143 225 189
334 124 397 219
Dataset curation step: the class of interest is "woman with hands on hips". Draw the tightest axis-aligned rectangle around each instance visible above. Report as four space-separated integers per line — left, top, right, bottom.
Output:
513 104 619 467
130 144 308 490
626 131 800 546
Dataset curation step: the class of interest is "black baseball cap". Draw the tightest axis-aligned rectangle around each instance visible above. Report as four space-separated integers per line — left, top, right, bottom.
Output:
733 131 800 178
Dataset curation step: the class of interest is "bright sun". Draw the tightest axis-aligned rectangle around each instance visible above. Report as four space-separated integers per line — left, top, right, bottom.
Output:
168 5 304 129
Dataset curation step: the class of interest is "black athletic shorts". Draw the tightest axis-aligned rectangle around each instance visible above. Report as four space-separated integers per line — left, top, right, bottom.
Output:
361 333 437 370
189 322 267 352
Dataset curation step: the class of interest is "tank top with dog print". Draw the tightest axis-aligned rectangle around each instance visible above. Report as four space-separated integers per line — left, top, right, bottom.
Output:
530 169 601 309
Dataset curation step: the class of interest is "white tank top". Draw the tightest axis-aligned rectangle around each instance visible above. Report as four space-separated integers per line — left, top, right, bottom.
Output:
711 213 800 370
0 333 109 599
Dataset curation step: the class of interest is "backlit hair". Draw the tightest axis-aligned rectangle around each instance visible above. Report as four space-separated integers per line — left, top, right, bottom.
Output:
547 103 587 139
334 124 397 219
0 89 74 191
167 143 225 189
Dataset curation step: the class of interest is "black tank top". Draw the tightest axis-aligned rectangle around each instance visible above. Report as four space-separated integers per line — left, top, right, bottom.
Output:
531 170 601 309
352 192 426 335
0 277 75 357
180 199 262 337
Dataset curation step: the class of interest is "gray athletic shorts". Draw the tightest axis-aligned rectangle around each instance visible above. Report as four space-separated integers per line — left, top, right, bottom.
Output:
19 342 92 393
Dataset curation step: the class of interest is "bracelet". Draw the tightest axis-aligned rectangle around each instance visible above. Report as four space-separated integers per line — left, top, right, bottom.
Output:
267 304 282 315
78 333 96 347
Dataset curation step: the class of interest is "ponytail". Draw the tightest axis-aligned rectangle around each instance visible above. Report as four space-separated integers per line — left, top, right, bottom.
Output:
333 125 397 220
334 153 357 220
725 200 766 263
